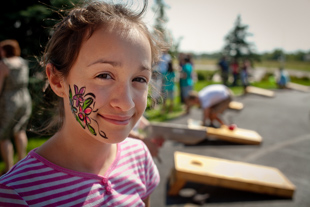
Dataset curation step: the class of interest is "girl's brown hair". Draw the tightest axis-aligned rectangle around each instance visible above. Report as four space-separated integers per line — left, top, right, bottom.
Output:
39 0 168 134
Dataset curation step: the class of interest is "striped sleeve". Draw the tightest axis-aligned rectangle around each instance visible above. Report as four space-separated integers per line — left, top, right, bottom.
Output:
141 142 160 200
0 183 28 206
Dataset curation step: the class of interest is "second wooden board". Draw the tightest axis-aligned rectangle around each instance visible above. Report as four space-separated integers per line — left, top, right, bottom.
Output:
286 82 310 92
188 119 262 145
228 101 244 110
246 86 275 97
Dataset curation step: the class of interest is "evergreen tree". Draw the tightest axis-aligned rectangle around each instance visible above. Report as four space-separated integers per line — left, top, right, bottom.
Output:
152 0 181 58
222 15 259 63
153 0 169 36
0 0 80 59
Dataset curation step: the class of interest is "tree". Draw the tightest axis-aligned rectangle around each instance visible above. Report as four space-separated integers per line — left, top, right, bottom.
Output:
152 0 181 58
0 0 79 60
222 15 259 63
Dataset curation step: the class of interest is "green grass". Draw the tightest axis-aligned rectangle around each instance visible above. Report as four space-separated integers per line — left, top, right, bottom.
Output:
255 61 310 71
0 137 49 172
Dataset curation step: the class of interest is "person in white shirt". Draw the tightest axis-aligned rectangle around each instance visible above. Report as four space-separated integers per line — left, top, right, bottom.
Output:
187 84 233 127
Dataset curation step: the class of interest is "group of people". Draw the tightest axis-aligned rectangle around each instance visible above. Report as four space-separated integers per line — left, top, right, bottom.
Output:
218 56 251 91
218 56 291 91
153 52 232 128
151 51 195 114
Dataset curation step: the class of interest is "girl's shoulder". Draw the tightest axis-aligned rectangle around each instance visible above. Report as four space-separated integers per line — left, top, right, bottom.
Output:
120 137 146 151
118 138 150 160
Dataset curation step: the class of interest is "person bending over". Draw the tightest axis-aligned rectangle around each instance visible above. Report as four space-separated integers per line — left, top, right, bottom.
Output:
187 84 233 127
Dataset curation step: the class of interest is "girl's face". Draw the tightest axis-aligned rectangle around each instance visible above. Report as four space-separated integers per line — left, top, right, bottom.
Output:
63 25 152 144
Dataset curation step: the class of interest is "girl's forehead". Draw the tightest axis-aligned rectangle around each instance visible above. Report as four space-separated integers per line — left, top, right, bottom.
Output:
99 22 145 41
81 24 150 53
75 23 151 67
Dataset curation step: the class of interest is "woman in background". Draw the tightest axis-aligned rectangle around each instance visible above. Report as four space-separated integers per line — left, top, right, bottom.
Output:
0 39 32 174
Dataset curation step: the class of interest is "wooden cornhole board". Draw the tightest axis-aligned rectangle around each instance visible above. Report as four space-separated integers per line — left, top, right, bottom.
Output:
287 82 310 92
168 151 296 198
146 122 206 145
228 101 244 110
246 86 275 97
188 119 262 145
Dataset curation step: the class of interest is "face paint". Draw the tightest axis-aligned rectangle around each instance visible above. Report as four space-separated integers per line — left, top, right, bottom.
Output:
69 85 108 139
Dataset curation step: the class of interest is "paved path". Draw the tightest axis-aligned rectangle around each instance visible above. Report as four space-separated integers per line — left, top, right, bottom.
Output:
150 89 310 207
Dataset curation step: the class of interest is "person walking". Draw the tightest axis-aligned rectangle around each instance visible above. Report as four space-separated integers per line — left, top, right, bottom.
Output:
0 39 32 174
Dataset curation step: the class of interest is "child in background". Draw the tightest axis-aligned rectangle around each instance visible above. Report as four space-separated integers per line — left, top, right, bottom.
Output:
0 1 167 206
241 59 251 94
162 61 176 112
277 67 290 89
180 55 194 114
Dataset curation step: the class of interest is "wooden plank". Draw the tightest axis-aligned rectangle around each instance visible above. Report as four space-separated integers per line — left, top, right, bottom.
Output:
287 82 310 92
188 119 262 145
228 101 244 110
147 122 206 145
170 151 296 198
246 86 275 97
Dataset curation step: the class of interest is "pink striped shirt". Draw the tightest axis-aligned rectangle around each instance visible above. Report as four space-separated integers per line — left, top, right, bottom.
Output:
0 138 159 206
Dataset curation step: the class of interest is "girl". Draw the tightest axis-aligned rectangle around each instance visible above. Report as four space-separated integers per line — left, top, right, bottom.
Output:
0 1 166 206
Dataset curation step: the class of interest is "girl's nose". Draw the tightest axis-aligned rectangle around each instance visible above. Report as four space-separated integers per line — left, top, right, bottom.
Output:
110 84 135 111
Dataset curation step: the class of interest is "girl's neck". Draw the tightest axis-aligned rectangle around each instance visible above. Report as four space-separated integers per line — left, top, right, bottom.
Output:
37 129 118 176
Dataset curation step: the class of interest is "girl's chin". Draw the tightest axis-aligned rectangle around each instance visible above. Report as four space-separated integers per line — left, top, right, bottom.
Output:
91 130 130 144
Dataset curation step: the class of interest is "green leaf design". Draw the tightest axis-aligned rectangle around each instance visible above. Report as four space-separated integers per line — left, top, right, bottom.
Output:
69 86 73 100
83 98 93 110
87 124 97 135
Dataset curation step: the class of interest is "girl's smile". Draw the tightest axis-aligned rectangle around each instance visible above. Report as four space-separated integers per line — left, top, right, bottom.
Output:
98 114 133 126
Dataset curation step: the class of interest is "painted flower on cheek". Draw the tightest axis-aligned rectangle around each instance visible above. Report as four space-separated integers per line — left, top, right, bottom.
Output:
69 85 107 139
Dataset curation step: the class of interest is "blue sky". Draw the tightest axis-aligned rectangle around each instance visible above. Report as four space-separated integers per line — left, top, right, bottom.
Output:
143 0 310 54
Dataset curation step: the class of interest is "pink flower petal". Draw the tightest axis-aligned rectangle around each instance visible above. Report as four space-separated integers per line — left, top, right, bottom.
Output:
84 108 92 114
78 113 84 120
79 87 86 95
74 85 79 94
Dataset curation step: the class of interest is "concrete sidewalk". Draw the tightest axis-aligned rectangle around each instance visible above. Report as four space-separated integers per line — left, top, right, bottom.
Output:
150 89 310 207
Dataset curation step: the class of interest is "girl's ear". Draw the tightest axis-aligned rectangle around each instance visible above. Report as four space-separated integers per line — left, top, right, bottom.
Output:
46 63 65 98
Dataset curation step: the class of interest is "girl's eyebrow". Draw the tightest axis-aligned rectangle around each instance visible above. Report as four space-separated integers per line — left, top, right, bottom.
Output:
87 58 121 67
87 58 151 71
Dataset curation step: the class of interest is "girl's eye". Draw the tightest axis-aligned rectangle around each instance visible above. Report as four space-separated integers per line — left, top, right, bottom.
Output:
96 73 112 79
133 77 147 83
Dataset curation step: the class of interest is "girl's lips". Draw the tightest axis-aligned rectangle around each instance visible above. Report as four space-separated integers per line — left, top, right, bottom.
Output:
98 114 132 125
